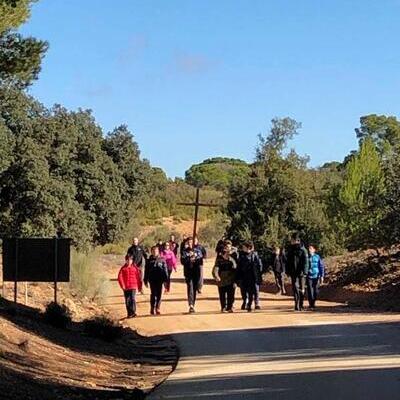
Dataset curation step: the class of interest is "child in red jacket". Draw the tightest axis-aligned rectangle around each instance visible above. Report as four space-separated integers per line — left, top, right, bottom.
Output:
118 255 142 318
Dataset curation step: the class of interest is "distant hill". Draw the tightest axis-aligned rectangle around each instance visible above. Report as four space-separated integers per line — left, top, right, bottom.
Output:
185 157 251 191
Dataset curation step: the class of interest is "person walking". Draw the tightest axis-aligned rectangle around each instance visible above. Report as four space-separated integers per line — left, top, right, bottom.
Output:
212 245 237 312
117 255 142 318
169 234 180 258
286 233 309 311
160 241 177 293
237 241 263 312
272 246 287 295
144 246 169 315
126 237 147 294
181 237 203 313
307 244 325 310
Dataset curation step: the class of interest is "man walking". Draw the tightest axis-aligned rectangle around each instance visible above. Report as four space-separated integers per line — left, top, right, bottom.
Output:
181 237 203 313
286 233 309 311
127 237 147 293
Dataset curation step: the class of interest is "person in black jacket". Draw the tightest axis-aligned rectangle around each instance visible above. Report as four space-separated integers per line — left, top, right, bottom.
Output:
285 233 309 311
144 246 169 315
169 234 180 257
181 237 204 313
272 246 287 295
237 241 263 312
126 237 147 293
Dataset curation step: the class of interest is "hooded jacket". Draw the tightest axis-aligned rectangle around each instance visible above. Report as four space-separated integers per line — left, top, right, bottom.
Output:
160 249 177 271
118 263 142 291
237 251 264 285
144 256 169 285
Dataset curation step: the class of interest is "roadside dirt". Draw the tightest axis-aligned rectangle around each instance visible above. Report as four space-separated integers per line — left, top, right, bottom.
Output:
0 257 177 399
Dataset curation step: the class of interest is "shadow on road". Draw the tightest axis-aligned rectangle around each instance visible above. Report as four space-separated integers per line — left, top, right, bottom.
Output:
151 321 400 399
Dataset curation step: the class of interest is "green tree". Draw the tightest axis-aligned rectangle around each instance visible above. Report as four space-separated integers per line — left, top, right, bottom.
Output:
0 0 33 33
337 137 386 250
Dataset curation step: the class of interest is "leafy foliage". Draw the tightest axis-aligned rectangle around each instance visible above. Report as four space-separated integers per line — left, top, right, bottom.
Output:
185 157 251 191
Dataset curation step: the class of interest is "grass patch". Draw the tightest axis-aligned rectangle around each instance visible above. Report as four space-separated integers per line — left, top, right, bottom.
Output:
70 250 109 301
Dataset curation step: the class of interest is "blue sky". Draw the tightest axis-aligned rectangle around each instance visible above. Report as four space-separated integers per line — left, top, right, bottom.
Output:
21 0 400 177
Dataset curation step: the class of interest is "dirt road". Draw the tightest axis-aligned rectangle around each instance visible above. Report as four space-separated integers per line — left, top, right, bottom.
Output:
105 259 400 399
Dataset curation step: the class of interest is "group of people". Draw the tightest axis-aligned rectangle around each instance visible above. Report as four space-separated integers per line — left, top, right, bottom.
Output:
117 232 325 318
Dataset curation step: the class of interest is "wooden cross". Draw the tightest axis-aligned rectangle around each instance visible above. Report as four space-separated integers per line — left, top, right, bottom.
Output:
177 187 220 239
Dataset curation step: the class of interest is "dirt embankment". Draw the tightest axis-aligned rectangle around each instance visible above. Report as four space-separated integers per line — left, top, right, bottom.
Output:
320 247 400 311
0 257 177 399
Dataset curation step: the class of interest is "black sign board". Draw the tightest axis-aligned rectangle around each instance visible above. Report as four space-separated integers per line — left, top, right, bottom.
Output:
2 238 71 282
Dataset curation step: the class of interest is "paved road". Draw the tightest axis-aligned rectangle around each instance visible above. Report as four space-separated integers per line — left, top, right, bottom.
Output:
105 259 400 399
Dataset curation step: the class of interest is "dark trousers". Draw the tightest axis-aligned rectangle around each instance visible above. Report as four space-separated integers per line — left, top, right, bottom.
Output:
218 284 235 311
274 271 286 294
164 269 173 291
291 275 306 310
307 277 319 308
255 283 260 307
150 281 163 311
243 282 257 309
186 273 200 307
123 289 137 317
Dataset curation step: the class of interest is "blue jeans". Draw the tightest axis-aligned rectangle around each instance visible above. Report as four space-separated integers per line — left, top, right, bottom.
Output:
307 277 319 307
123 289 137 317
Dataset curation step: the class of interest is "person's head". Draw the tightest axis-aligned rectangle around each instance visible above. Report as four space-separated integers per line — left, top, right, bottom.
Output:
133 237 139 246
164 241 171 251
291 232 301 245
308 244 316 255
157 238 163 245
274 246 281 255
170 234 175 242
125 254 134 265
183 234 187 240
223 240 232 252
222 244 231 258
151 246 160 257
187 237 193 248
242 241 254 253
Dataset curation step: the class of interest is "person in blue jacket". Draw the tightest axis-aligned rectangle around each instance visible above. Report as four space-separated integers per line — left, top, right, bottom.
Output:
307 244 325 310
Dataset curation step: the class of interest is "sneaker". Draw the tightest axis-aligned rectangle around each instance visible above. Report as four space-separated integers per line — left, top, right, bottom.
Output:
255 305 261 310
128 313 137 318
150 309 155 315
156 308 161 315
241 302 247 310
197 289 202 294
227 309 234 313
189 306 195 313
247 307 252 312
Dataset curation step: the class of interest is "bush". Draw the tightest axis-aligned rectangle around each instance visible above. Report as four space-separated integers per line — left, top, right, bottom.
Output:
82 316 124 342
99 242 129 255
43 302 71 329
70 251 109 300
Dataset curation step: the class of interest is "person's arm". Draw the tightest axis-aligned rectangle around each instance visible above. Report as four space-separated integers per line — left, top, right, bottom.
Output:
302 249 310 276
118 268 125 290
212 261 220 281
136 267 143 292
144 261 149 286
171 251 177 270
319 256 325 282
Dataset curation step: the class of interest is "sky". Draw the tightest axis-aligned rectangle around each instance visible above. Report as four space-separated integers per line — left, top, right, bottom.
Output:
20 0 400 178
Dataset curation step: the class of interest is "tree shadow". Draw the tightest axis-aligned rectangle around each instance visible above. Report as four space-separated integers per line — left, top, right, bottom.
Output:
150 321 400 399
0 297 176 366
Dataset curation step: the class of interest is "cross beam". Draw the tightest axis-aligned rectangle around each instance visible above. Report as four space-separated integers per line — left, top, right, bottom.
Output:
177 187 220 240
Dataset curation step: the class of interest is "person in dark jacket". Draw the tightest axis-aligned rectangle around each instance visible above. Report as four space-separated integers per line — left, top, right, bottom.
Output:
237 241 263 312
117 255 142 318
126 237 147 293
286 233 309 311
169 234 180 257
180 235 188 257
194 236 207 294
212 245 237 312
144 246 169 315
181 237 204 313
307 244 325 310
272 246 287 295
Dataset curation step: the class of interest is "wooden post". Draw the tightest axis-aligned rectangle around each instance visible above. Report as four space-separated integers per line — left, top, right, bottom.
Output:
192 188 200 239
54 237 58 304
14 238 18 304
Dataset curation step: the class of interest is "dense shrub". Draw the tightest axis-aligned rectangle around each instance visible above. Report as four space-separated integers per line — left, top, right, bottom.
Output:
43 302 71 329
82 316 124 342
